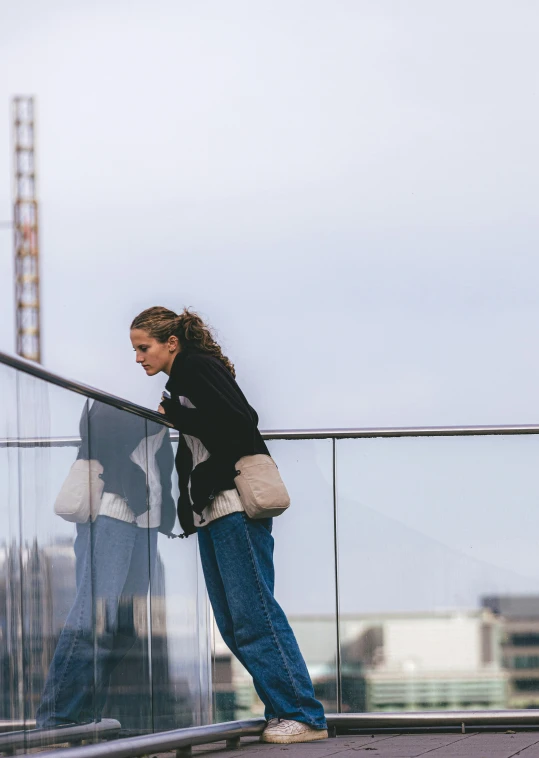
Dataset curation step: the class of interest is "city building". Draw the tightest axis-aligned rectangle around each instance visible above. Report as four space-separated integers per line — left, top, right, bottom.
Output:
482 595 539 708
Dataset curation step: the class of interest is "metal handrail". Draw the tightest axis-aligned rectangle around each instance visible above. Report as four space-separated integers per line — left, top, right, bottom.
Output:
32 710 539 758
35 718 266 758
0 350 169 426
328 710 539 729
0 719 121 752
3 421 539 448
3 349 539 444
262 423 539 439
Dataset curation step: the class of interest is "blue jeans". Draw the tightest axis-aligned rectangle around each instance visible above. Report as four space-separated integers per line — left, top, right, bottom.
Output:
36 516 157 728
197 513 327 728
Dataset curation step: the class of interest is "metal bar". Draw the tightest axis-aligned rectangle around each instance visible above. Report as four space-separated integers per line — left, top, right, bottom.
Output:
35 718 266 758
332 439 342 714
326 710 539 729
0 435 82 448
5 420 539 449
0 719 121 752
0 720 34 733
261 424 539 439
4 348 539 446
0 350 171 426
31 711 539 758
3 349 539 441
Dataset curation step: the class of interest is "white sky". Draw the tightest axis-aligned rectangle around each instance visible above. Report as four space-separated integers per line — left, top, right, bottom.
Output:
1 0 538 430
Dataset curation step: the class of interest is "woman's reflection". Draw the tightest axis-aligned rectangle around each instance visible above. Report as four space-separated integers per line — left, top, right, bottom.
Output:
36 400 176 728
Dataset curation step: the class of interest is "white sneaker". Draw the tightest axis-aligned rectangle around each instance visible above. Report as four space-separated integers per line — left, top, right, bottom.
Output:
261 718 328 744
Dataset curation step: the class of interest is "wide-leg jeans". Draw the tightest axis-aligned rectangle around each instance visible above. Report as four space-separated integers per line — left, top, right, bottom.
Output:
197 512 327 729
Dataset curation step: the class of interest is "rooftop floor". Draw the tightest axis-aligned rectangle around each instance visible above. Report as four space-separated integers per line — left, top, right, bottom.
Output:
181 731 539 757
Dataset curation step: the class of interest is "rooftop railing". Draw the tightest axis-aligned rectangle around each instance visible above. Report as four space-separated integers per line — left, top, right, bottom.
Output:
2 348 539 754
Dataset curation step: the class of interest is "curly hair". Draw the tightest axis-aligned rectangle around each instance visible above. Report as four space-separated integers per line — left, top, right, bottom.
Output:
130 306 236 378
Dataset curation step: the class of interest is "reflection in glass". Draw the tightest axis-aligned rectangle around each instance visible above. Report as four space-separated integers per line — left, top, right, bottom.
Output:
0 364 23 728
0 366 213 742
36 400 175 731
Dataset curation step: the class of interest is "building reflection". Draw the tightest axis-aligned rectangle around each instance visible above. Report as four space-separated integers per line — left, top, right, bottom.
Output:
0 539 192 732
215 607 521 718
4 536 539 725
483 595 539 709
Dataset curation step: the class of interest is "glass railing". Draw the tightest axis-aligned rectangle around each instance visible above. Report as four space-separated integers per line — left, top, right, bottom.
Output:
261 433 539 717
0 356 211 744
3 349 539 748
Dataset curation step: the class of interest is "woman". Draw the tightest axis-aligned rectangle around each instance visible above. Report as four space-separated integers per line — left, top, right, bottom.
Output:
36 400 176 729
130 307 328 745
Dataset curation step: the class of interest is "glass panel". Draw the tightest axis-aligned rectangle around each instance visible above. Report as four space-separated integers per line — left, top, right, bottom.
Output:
211 438 337 720
270 439 338 713
17 379 90 737
0 364 23 732
0 362 214 745
149 429 211 730
149 423 213 731
84 402 153 734
336 435 539 712
17 370 53 733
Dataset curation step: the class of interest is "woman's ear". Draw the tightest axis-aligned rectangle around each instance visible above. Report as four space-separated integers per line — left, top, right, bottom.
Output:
168 335 179 353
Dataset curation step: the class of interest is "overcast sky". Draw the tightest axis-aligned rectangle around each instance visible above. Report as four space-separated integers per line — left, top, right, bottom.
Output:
1 0 538 431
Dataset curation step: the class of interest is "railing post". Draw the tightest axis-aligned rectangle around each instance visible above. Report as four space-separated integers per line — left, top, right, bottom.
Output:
332 437 342 714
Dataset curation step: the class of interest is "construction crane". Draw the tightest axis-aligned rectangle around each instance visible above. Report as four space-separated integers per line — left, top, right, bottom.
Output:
12 95 41 363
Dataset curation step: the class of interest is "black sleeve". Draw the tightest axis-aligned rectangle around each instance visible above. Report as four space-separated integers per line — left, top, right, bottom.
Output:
183 354 255 458
177 435 196 536
159 397 208 437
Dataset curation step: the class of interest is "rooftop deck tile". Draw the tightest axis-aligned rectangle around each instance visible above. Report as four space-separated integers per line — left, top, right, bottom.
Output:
155 731 539 757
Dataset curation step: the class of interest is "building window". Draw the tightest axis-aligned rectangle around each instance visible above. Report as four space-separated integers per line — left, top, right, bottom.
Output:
510 633 539 647
514 656 539 670
514 679 539 691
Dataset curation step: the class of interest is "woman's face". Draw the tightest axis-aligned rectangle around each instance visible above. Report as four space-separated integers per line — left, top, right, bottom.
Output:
130 328 178 376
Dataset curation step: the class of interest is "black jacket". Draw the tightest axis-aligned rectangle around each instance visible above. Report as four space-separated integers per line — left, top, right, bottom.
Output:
160 348 269 536
77 400 177 536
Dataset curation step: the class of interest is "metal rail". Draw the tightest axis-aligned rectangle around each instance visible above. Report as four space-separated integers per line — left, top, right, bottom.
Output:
3 348 539 444
0 350 170 426
0 719 120 753
4 421 539 448
0 720 34 733
31 711 539 758
35 718 265 758
327 710 539 729
262 423 539 439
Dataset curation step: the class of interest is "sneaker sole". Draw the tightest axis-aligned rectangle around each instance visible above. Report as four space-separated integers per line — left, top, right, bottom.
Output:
261 728 329 744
